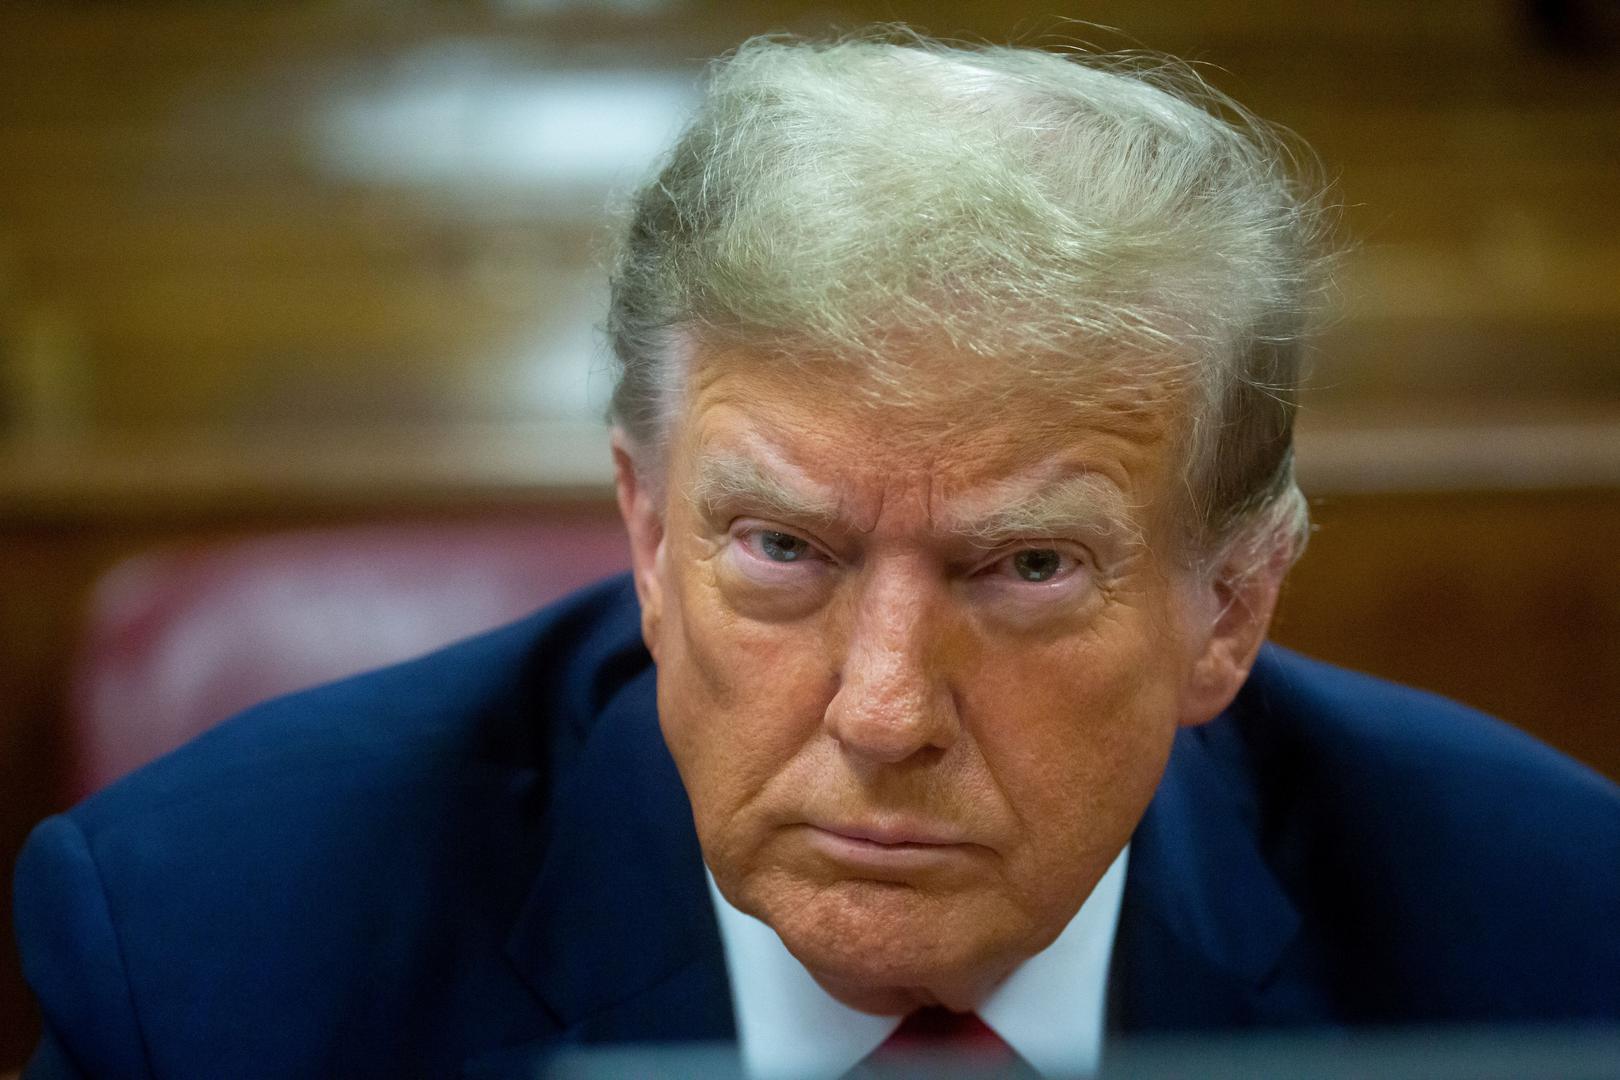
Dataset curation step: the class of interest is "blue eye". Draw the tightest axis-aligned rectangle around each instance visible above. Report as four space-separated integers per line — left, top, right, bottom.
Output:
1010 548 1062 582
759 531 811 562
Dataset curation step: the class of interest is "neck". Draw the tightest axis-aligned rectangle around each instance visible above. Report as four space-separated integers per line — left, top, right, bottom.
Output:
808 962 1014 1016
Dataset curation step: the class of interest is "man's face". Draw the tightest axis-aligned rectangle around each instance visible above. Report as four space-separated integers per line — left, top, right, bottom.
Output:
619 347 1251 1012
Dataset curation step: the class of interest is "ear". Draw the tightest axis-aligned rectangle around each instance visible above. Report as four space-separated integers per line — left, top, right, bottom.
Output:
1176 544 1289 728
611 429 667 657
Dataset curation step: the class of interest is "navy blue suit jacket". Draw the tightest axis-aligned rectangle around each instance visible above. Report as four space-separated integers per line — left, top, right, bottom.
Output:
14 575 1620 1078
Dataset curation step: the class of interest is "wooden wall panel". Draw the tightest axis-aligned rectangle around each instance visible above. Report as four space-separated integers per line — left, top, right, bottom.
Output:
1274 490 1620 777
2 0 1617 470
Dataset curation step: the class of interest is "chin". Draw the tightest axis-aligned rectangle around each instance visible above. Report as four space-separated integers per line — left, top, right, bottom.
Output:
755 873 1017 1001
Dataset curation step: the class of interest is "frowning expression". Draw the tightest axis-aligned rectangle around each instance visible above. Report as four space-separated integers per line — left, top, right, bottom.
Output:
618 346 1242 1012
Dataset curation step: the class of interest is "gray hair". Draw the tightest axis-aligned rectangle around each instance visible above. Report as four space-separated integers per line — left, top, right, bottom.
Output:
607 31 1333 573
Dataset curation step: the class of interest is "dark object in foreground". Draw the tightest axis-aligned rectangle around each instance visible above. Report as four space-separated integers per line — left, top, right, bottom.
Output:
538 1027 1620 1080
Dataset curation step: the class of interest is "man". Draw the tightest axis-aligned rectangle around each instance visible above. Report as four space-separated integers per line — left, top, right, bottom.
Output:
13 32 1619 1080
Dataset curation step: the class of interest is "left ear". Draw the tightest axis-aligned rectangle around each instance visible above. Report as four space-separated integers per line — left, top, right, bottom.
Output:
1177 546 1290 728
611 429 668 658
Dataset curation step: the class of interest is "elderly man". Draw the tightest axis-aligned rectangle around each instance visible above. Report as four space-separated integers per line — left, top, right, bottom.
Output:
14 33 1619 1080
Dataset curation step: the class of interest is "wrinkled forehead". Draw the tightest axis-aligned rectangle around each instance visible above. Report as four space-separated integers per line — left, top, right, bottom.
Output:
670 335 1197 463
657 340 1195 543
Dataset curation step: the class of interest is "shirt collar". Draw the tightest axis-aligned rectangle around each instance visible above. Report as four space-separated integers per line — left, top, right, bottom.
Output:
706 846 1130 1080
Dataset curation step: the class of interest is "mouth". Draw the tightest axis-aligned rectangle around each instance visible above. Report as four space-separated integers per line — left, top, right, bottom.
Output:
814 818 967 846
802 819 980 874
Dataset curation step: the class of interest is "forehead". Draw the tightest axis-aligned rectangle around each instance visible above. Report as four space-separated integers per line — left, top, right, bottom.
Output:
669 344 1185 526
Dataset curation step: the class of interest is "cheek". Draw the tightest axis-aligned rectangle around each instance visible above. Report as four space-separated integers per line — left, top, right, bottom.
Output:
654 543 837 845
968 613 1184 877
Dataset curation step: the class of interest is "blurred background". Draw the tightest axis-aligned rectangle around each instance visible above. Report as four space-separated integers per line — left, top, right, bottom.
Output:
1 0 1617 1064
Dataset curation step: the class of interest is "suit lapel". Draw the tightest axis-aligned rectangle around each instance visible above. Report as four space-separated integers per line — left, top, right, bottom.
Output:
1112 712 1306 1032
466 665 734 1077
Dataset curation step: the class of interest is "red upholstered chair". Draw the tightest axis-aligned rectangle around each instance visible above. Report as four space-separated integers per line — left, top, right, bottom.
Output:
68 515 631 799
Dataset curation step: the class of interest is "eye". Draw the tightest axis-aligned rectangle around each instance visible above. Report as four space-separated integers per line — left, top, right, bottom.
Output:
722 523 835 617
730 523 830 574
980 545 1085 586
1009 548 1062 582
758 530 812 563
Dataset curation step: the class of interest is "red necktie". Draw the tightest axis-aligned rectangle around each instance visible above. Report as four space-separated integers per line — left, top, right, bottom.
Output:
875 1006 1017 1063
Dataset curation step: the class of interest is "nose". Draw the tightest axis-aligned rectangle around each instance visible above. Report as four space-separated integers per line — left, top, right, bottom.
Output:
822 570 960 764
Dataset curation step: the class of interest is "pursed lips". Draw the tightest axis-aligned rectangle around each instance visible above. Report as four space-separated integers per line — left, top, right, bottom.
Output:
802 816 983 872
811 817 969 846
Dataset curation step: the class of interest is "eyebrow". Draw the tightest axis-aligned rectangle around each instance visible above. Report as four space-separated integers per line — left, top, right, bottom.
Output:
687 451 843 529
947 473 1145 551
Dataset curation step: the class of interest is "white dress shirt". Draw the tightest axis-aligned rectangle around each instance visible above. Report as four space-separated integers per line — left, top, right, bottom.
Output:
706 846 1130 1080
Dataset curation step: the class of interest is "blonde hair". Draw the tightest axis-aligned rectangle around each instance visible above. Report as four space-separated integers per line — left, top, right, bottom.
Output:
607 31 1333 570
